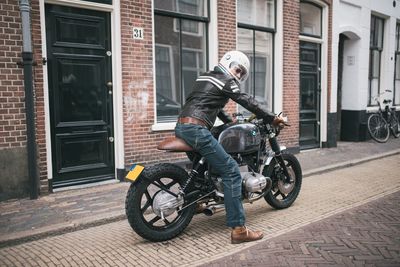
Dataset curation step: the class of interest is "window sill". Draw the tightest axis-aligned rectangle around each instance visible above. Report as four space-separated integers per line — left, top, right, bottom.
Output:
151 122 176 132
151 118 224 132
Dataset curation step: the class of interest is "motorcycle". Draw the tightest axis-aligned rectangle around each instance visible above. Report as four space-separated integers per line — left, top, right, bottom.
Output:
125 113 302 242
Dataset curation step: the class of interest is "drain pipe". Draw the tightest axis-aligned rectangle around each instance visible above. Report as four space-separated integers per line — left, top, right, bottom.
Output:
19 0 39 199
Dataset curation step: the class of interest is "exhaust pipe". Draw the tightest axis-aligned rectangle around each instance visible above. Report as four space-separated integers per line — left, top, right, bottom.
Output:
203 204 225 216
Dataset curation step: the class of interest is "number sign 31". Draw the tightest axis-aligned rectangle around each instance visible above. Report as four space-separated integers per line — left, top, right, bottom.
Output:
133 27 144 40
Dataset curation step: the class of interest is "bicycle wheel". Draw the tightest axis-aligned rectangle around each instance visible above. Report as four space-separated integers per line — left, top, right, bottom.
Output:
389 113 400 138
367 114 390 143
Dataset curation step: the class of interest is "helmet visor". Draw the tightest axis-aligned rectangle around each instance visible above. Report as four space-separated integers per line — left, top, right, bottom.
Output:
229 62 249 83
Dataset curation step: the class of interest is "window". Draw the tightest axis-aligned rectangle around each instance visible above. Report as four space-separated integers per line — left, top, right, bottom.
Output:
237 0 275 114
154 0 208 122
394 23 400 105
368 15 384 106
300 2 322 37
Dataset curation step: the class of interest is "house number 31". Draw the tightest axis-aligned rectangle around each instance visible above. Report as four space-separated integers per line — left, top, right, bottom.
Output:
133 27 144 40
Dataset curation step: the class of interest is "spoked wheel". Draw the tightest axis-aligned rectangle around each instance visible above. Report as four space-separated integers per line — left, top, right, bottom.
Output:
125 163 196 242
389 113 400 138
263 153 302 209
367 114 390 143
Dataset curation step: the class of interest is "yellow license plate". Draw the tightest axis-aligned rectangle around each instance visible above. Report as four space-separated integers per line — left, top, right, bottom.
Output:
125 164 144 182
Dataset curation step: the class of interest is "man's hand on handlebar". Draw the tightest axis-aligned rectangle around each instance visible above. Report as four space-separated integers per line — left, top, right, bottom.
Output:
272 114 288 129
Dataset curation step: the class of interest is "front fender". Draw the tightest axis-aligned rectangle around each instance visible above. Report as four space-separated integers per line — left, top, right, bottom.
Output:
265 145 287 166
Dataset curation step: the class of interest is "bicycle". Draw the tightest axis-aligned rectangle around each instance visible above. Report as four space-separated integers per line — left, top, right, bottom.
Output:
367 90 400 143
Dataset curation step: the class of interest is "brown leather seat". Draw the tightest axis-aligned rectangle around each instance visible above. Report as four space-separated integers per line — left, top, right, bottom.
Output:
157 137 193 152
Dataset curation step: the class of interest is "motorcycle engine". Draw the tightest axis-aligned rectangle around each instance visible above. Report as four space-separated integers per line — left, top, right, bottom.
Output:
241 171 267 192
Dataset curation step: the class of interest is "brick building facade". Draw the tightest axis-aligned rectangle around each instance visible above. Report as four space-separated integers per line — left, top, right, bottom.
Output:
0 0 333 200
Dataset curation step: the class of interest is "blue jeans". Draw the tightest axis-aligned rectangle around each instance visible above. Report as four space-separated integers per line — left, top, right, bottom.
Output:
175 123 245 227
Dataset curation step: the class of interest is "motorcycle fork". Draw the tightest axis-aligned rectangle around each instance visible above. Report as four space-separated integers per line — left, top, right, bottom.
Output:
269 136 292 183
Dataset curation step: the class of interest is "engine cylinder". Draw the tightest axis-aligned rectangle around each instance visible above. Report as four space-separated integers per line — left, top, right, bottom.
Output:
241 172 267 192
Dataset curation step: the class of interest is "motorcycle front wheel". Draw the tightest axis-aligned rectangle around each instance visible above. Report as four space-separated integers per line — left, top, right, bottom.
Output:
125 163 196 242
263 153 302 209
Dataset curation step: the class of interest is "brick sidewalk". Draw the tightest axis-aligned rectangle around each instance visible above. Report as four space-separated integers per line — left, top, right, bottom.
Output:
203 191 400 267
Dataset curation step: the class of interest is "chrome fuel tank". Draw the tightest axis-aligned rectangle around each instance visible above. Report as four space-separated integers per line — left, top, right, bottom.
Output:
218 123 261 154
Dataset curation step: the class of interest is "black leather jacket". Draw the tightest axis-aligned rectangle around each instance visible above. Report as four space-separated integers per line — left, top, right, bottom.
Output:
178 66 276 129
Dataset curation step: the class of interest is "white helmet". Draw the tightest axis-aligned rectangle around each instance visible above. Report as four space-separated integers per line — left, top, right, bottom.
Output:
218 50 250 83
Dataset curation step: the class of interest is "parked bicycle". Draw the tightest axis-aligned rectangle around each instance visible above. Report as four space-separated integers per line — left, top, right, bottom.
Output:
367 90 400 143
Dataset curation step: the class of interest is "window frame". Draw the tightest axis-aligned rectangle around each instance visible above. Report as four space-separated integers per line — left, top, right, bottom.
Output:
368 15 385 107
299 1 323 39
237 0 276 111
154 0 210 123
394 22 400 106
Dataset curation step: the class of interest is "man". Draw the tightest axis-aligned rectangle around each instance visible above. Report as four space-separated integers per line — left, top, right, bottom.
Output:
175 51 284 244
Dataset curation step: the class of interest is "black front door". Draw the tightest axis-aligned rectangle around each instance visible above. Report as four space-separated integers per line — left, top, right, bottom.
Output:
299 41 321 149
45 5 114 187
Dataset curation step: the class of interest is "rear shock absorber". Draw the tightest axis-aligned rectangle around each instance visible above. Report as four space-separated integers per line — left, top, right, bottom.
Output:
181 157 206 192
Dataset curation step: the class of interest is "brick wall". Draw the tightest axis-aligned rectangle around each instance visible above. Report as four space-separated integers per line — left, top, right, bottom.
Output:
0 0 48 197
0 0 26 150
218 0 238 116
0 0 30 199
280 0 300 148
120 0 186 166
31 1 48 193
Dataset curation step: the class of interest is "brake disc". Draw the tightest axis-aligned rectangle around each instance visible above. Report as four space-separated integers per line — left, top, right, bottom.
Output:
277 167 296 195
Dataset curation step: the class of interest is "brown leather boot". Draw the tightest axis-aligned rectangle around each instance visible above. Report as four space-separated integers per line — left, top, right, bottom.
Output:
231 226 264 244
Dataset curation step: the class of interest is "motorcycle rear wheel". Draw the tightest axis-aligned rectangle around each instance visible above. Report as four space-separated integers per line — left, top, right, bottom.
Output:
263 153 302 209
125 163 196 242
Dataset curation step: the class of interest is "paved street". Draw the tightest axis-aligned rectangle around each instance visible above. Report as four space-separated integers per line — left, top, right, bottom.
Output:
0 154 399 266
204 192 400 267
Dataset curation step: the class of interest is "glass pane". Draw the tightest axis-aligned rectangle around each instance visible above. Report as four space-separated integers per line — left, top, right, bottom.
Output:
154 0 207 17
237 0 275 28
300 2 322 36
376 17 384 48
254 31 272 111
370 50 380 78
370 16 384 48
395 80 400 105
369 78 379 105
238 28 254 115
395 54 400 105
396 24 400 52
300 75 316 110
155 16 181 121
370 16 375 47
81 0 112 4
182 20 206 101
238 29 273 115
58 59 104 122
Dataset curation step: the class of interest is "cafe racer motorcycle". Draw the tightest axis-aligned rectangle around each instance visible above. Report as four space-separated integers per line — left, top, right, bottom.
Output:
125 114 302 242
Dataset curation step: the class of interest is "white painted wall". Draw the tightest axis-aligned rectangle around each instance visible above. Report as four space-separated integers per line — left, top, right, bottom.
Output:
331 0 400 112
